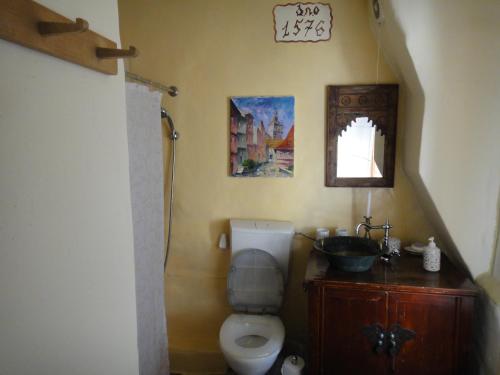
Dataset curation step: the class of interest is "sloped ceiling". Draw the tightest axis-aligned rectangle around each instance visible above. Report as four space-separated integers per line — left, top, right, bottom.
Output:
369 0 500 278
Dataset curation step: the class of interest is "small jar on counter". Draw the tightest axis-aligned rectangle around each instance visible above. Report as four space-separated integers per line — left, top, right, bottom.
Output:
423 237 441 272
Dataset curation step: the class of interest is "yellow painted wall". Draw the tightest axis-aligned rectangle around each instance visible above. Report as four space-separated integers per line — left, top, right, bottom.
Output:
118 0 432 372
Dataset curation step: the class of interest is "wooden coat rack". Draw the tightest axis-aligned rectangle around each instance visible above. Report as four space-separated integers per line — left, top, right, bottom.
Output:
0 0 138 75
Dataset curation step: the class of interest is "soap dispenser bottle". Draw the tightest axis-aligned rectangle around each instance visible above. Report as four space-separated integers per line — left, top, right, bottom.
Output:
423 237 441 272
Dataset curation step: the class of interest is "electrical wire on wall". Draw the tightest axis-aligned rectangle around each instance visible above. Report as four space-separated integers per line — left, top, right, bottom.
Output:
372 0 384 84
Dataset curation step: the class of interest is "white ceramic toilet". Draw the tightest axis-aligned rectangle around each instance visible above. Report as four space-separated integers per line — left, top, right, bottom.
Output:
219 219 294 375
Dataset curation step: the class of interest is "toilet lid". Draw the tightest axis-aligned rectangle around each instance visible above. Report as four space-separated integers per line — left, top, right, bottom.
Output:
227 248 284 314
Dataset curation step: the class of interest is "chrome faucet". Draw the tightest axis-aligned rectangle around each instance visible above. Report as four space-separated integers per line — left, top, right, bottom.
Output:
356 217 399 263
356 216 373 239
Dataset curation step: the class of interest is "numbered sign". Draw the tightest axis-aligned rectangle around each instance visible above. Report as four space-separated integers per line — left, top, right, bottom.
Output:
273 3 332 42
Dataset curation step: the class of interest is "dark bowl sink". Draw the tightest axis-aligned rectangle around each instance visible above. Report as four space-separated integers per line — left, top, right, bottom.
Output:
313 236 380 272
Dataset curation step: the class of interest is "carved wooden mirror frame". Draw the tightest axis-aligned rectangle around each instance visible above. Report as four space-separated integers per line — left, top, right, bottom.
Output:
326 84 399 187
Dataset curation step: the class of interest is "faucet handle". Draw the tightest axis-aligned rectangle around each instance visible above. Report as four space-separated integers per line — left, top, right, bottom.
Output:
383 218 393 229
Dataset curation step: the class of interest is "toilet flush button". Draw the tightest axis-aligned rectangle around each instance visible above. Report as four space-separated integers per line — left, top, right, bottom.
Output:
219 233 228 249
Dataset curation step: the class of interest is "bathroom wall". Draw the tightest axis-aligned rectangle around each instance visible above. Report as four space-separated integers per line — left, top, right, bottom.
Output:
0 1 139 374
118 0 433 372
370 0 500 373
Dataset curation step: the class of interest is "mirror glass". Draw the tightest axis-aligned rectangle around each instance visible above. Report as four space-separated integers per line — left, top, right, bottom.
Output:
337 117 384 178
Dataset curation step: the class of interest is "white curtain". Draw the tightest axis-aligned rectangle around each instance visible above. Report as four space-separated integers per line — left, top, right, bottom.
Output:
125 82 168 375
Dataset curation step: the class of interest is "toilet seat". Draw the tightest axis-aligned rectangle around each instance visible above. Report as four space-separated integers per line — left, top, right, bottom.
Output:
219 314 284 359
227 248 284 314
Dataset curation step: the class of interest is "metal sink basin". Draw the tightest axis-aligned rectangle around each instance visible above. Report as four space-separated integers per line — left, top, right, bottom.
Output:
313 236 380 272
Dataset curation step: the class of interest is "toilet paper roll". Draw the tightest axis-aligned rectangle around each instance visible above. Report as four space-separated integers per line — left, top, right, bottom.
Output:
281 355 305 375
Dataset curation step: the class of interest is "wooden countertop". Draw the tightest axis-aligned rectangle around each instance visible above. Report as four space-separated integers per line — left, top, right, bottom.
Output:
304 250 478 296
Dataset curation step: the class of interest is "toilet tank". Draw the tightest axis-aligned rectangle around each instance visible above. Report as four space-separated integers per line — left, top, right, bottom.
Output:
230 219 294 281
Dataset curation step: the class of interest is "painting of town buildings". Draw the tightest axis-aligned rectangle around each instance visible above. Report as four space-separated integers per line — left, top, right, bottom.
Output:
230 96 294 177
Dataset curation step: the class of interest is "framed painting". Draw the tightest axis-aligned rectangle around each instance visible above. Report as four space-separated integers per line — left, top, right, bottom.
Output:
230 96 294 177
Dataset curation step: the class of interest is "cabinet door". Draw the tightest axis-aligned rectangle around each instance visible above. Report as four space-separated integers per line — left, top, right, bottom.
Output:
388 293 474 375
320 287 389 375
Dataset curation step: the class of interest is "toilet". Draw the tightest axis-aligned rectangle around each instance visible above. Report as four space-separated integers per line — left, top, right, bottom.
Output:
219 219 294 375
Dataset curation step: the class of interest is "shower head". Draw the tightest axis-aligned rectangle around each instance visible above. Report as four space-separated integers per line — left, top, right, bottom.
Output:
161 107 179 140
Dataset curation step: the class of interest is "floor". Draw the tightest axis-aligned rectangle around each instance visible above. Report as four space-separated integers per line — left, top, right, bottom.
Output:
170 340 306 375
225 352 286 375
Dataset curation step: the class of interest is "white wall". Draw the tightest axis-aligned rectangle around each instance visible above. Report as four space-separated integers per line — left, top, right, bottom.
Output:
376 0 500 277
371 0 500 373
0 1 139 374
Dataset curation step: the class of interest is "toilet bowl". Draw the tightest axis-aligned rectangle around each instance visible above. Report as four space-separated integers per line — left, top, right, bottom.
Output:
220 314 284 375
220 220 294 374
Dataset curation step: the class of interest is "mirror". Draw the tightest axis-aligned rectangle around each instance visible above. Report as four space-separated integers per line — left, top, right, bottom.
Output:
337 117 384 178
326 84 398 187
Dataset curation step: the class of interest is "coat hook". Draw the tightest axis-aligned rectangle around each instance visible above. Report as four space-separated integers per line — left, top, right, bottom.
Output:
96 46 138 59
38 17 89 35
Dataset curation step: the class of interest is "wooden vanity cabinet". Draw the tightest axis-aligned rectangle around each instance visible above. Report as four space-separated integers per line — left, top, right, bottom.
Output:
306 253 477 375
